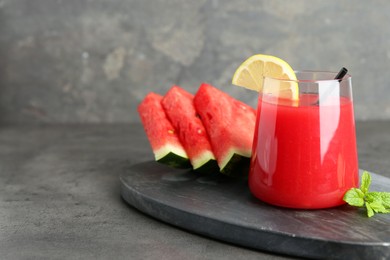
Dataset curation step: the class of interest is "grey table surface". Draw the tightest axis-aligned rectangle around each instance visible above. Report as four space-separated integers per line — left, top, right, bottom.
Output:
1 122 390 260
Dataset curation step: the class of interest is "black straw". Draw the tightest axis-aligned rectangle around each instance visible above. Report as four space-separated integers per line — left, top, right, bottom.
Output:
334 67 348 81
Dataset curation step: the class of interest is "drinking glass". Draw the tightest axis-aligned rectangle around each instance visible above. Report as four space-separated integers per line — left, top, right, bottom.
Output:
249 71 359 209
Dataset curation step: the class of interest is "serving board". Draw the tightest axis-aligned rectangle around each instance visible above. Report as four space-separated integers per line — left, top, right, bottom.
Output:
120 161 390 259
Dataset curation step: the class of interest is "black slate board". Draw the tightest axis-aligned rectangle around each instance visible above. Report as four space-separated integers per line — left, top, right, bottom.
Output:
120 161 390 259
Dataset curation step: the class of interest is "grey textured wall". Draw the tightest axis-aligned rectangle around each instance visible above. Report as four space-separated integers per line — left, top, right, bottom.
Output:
1 0 390 123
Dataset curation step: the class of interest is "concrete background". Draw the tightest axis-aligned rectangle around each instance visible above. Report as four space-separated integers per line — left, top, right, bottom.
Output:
1 0 390 123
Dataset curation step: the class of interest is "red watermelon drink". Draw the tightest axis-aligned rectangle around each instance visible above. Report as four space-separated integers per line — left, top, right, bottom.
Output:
249 71 359 209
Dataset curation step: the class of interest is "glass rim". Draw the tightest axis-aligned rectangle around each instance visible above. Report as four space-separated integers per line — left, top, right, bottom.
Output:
263 70 352 83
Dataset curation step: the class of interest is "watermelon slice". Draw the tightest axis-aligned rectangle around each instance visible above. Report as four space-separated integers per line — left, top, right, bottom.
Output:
161 86 219 173
138 92 191 168
193 83 256 176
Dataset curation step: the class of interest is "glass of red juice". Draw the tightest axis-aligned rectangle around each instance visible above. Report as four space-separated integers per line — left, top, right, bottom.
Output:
249 71 359 209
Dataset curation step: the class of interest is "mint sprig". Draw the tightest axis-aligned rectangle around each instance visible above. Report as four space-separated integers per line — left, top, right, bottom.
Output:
343 171 390 217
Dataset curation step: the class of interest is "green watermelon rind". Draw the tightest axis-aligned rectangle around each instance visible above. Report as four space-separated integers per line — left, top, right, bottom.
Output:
194 160 220 174
192 150 219 173
219 148 251 177
154 144 191 168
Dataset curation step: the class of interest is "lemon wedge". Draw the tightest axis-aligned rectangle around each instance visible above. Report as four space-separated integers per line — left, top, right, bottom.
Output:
232 54 299 100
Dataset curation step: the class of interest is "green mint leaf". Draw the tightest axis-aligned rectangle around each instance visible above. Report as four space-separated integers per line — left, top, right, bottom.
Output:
360 171 371 194
366 192 382 203
368 192 390 208
343 188 365 207
368 201 389 214
365 203 374 217
344 172 390 217
379 192 390 208
379 192 390 200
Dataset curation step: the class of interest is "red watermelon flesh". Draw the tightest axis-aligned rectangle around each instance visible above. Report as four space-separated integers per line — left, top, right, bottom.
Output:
161 86 219 172
138 92 190 168
194 83 256 176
